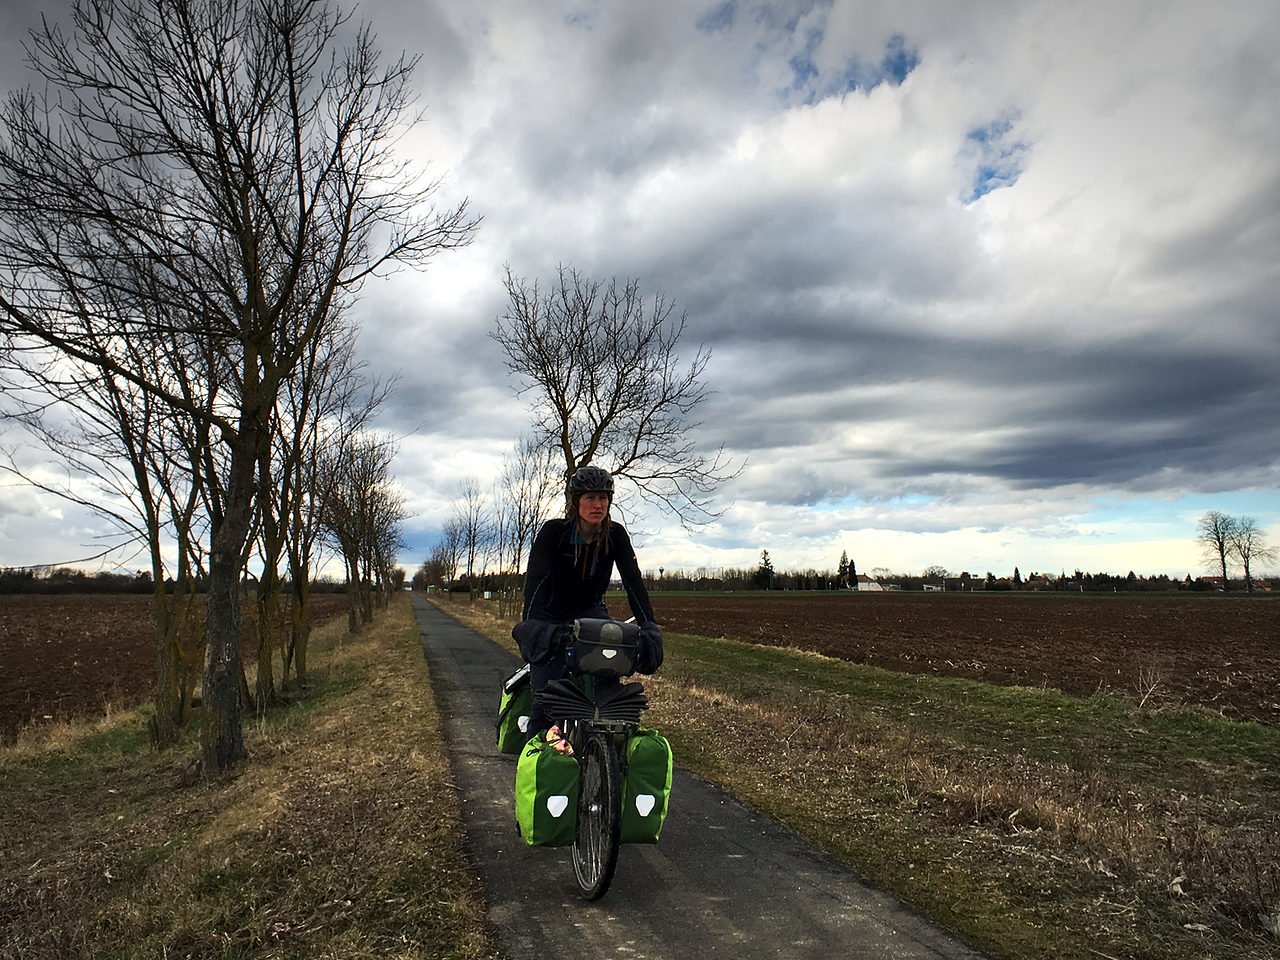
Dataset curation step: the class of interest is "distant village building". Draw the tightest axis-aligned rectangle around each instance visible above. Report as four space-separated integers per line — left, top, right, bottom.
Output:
1199 576 1272 593
854 574 883 592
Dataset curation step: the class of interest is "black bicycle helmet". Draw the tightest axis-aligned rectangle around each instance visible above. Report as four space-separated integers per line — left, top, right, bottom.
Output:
568 464 614 497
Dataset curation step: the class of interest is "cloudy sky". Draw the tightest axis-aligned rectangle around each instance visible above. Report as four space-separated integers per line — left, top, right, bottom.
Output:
2 0 1279 581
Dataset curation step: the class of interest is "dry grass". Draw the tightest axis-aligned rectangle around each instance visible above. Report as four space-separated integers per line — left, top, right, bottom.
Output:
0 595 496 960
439 595 1280 960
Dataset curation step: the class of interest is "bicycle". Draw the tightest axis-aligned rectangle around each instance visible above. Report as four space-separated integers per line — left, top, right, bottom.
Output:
537 617 650 901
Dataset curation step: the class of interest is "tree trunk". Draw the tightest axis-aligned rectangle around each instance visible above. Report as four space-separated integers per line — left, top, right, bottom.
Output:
254 581 278 713
288 581 312 680
151 581 182 748
346 555 361 634
285 554 313 682
201 441 257 774
254 551 281 711
202 540 246 772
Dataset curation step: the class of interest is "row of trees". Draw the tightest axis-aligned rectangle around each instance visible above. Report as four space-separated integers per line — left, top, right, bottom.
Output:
0 566 359 595
0 0 473 772
415 438 561 595
631 564 1274 593
0 567 156 594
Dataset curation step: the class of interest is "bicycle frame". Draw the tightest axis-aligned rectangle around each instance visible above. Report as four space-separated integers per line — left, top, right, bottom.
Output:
539 666 648 900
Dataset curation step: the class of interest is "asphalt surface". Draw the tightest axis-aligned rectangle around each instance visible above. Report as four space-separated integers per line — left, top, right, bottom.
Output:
411 595 992 960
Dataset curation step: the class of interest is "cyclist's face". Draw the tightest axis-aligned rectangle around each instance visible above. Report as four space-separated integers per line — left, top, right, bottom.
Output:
578 491 610 526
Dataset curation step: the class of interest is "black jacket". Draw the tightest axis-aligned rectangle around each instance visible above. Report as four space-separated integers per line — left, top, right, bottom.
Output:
521 518 656 626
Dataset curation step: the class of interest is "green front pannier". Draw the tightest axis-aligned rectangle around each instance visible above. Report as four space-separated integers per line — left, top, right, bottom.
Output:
620 727 673 844
515 734 580 846
496 665 532 755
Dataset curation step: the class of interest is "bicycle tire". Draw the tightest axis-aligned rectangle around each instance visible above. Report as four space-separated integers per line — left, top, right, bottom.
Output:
571 731 621 900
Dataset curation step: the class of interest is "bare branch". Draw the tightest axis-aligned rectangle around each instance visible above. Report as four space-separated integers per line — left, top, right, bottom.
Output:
492 264 742 526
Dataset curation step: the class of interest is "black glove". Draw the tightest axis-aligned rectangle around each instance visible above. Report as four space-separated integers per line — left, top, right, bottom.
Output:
512 619 571 665
634 622 664 674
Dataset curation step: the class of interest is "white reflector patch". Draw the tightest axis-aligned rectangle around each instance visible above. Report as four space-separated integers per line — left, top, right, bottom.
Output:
547 795 569 818
517 715 530 732
635 794 656 817
603 648 617 658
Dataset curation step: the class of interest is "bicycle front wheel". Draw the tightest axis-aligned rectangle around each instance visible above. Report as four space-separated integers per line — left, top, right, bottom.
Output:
571 731 621 900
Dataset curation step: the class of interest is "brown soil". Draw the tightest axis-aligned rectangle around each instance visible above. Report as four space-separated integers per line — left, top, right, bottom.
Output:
623 592 1280 727
0 593 349 744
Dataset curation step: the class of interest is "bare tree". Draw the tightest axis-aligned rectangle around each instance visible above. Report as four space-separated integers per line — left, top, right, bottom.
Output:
496 435 560 580
492 265 739 526
365 483 408 613
1 317 217 746
426 519 464 591
452 477 495 598
1197 511 1238 589
1228 517 1277 594
279 323 389 680
320 432 401 633
0 0 474 772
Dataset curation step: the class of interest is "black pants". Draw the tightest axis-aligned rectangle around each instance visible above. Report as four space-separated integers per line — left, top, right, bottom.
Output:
527 649 570 733
526 603 609 732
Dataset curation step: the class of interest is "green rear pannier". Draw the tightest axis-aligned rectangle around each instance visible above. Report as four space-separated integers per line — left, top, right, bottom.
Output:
515 734 580 846
496 664 532 755
620 728 673 844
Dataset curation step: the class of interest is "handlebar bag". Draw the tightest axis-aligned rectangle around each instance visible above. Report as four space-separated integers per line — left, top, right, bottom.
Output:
620 727 673 844
572 618 639 676
496 664 533 755
515 732 580 846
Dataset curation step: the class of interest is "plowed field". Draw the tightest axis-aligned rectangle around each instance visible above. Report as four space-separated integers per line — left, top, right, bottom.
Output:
614 592 1280 727
0 593 348 744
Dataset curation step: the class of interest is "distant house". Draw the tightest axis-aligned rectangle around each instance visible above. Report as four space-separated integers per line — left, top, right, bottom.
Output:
1196 576 1272 593
854 574 883 592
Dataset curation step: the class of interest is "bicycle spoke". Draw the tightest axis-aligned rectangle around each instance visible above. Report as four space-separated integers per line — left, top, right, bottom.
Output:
571 731 621 900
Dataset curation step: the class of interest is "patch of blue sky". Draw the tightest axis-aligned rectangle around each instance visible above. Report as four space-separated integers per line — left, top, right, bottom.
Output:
696 0 737 33
961 115 1029 203
789 52 820 90
1085 491 1280 535
812 491 938 513
789 33 920 105
879 34 918 85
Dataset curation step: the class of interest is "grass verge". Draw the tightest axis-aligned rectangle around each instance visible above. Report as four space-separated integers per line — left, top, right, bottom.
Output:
438 595 1280 960
0 594 496 960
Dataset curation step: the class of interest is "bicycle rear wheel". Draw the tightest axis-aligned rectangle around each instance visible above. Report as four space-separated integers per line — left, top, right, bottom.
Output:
571 731 621 900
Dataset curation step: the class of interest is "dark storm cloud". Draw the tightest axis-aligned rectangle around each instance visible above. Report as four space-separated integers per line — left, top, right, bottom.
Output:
692 298 1280 504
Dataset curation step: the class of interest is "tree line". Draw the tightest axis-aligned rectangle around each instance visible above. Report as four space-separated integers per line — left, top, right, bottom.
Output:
414 438 561 600
0 566 360 596
619 543 1278 594
623 565 1256 593
0 0 474 773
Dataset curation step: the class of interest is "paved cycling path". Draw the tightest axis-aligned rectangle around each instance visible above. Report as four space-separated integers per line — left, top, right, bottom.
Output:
411 596 990 960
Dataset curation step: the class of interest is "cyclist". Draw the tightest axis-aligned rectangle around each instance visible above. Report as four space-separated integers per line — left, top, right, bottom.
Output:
513 464 663 737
